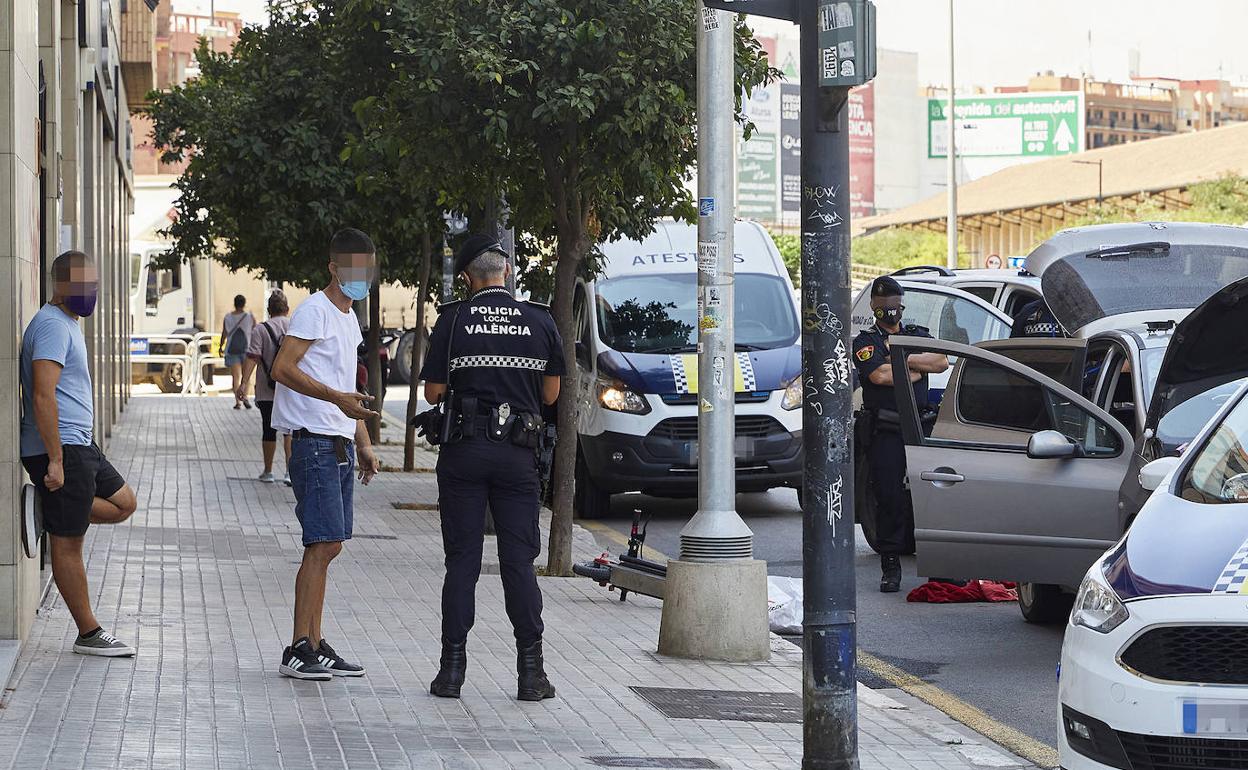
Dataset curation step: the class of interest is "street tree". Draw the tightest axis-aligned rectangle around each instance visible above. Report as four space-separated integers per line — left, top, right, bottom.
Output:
146 2 444 446
364 0 774 573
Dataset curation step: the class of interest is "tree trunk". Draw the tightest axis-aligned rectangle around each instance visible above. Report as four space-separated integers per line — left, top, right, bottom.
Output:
367 281 383 443
545 228 588 576
404 231 434 471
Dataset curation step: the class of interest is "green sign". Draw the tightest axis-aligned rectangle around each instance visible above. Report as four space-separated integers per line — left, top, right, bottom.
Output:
738 131 778 222
927 92 1084 159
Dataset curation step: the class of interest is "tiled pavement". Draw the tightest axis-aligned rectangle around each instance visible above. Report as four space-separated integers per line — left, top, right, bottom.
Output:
0 395 1037 770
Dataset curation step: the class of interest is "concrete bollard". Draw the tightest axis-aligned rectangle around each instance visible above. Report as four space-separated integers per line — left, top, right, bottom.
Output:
657 559 770 662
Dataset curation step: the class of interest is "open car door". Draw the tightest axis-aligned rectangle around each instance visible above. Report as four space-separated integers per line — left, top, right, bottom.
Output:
887 336 1133 589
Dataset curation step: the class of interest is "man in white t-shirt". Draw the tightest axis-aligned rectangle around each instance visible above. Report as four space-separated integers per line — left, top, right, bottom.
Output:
270 228 380 680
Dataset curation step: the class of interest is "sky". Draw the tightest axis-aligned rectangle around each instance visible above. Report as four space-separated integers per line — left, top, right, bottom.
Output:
186 0 1248 90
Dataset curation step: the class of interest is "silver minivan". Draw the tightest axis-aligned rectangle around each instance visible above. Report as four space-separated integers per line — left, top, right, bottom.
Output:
886 222 1248 622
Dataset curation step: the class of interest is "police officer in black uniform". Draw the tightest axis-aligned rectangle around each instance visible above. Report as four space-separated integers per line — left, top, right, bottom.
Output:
419 235 564 701
853 277 949 593
1009 298 1064 338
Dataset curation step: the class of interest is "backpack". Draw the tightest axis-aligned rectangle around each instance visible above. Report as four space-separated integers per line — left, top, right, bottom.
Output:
224 314 251 355
258 321 284 386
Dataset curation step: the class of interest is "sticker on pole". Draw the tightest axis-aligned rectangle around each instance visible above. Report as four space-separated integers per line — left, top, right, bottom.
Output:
699 197 715 217
701 7 719 31
701 398 714 413
704 286 723 308
698 242 718 277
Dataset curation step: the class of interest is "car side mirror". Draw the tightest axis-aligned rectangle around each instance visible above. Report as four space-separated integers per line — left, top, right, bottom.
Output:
575 341 591 367
1027 430 1079 459
1139 456 1181 492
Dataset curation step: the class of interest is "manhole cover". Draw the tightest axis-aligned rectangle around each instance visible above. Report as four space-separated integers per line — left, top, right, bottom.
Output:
391 502 438 511
353 534 398 540
630 687 801 724
585 758 720 769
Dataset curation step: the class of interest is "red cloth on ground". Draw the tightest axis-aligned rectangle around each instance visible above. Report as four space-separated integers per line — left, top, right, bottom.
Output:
906 579 1018 603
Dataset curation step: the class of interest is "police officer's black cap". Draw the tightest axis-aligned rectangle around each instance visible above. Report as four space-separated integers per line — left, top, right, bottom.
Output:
454 235 506 276
871 276 904 298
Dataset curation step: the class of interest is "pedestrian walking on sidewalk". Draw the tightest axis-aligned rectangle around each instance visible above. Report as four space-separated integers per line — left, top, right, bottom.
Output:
20 250 138 657
270 229 380 681
420 235 564 701
222 294 256 410
237 289 292 485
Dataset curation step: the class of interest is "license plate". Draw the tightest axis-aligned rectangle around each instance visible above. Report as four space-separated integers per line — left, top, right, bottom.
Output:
1182 699 1248 735
129 338 149 355
683 438 756 466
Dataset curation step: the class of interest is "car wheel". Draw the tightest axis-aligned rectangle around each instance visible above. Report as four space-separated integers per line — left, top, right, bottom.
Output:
1017 582 1073 624
574 452 611 520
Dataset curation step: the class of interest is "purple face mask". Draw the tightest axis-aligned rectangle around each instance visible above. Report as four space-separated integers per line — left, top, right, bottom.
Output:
64 289 98 318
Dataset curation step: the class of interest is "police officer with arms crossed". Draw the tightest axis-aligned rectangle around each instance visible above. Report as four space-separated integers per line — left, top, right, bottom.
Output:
853 277 949 593
419 235 564 701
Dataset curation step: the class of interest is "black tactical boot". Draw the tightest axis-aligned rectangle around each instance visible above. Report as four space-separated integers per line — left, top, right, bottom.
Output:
880 554 902 593
429 639 467 698
516 640 557 701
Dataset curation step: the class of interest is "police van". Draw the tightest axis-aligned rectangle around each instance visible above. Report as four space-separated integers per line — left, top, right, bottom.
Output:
571 219 803 518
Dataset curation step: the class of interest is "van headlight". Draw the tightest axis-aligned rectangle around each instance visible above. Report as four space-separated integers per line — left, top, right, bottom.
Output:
1071 567 1128 634
781 375 803 410
598 379 650 414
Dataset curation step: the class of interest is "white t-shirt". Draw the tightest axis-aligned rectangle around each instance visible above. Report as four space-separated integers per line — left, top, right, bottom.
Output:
271 291 363 439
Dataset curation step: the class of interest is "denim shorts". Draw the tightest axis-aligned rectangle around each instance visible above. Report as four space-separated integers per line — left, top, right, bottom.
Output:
290 434 354 546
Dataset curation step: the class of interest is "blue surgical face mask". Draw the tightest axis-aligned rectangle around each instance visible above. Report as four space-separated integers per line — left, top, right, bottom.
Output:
340 280 370 301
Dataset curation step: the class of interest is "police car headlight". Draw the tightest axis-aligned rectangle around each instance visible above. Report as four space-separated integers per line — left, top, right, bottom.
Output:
598 379 650 414
781 375 802 410
1071 566 1128 634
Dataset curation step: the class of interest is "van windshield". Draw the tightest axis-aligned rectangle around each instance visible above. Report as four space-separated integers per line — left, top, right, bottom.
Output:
596 273 799 354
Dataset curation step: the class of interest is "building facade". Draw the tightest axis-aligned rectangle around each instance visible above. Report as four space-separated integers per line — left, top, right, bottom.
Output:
0 0 144 650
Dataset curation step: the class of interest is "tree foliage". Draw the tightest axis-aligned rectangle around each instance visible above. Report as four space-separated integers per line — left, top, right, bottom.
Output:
359 0 774 572
145 3 439 289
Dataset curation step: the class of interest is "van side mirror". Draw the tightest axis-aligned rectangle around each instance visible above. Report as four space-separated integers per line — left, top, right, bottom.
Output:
1139 456 1181 492
575 341 591 367
1027 430 1079 459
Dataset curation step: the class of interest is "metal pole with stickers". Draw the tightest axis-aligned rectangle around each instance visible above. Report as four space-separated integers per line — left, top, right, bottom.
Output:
655 1 770 666
702 1 876 767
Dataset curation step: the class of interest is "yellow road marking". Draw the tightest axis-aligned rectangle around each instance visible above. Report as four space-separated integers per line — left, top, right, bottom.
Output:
578 522 1054 766
858 650 1059 769
578 521 671 562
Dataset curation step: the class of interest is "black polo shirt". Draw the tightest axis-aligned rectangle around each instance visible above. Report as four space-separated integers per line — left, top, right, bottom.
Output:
852 323 932 412
420 286 565 415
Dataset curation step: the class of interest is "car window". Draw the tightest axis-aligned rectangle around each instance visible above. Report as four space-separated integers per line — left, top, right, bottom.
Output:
1156 378 1248 455
990 346 1082 390
1181 392 1248 503
1003 289 1041 318
954 356 1121 455
958 285 998 304
899 289 1010 346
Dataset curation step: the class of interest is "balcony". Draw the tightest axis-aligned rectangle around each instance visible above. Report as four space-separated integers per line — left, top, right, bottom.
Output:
121 0 158 106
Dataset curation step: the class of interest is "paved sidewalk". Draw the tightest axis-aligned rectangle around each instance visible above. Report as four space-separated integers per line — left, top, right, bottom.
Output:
0 396 1037 770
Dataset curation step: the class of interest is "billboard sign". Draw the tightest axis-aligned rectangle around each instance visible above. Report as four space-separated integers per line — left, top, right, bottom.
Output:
738 82 780 223
848 83 875 218
928 92 1084 158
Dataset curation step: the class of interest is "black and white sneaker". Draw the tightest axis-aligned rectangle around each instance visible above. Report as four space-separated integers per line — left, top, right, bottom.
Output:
316 640 366 677
279 638 332 680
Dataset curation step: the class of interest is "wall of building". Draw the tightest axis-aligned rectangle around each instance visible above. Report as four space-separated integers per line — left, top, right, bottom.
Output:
0 0 138 643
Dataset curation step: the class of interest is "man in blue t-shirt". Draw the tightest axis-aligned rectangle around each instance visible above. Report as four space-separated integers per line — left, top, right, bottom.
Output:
20 250 138 657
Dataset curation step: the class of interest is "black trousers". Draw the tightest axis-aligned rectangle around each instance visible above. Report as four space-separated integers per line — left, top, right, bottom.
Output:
436 433 544 647
866 430 915 556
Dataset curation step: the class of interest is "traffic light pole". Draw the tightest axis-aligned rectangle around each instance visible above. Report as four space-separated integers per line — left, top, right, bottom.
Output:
701 1 873 766
798 7 857 766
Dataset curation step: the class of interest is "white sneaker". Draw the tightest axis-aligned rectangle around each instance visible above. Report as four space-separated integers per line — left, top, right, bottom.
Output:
258 472 277 483
73 629 135 657
282 472 291 487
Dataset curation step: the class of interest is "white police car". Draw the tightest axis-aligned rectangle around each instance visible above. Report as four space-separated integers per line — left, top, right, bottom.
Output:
1059 369 1248 769
571 220 803 517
